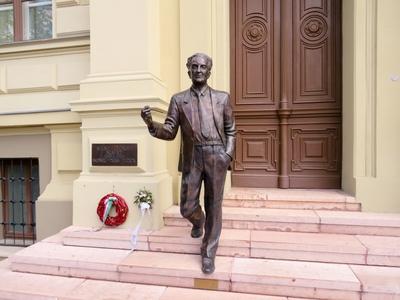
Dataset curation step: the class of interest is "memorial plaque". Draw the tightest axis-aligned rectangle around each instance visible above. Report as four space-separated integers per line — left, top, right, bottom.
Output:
193 278 219 290
92 143 137 166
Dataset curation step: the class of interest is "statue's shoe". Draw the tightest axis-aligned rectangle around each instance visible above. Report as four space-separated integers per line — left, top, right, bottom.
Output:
201 256 215 274
190 213 205 238
191 225 203 238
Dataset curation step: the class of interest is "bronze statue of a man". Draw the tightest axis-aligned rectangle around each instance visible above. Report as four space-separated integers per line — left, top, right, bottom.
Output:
141 53 236 274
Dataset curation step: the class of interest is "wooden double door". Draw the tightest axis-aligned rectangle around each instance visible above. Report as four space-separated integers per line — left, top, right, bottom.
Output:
230 0 342 188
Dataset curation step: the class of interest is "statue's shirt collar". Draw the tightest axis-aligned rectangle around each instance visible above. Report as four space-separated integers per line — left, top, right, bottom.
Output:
190 85 209 97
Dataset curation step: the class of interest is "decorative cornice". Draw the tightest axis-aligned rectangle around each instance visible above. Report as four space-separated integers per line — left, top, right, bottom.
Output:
56 0 89 8
0 111 81 127
0 36 90 60
69 96 169 114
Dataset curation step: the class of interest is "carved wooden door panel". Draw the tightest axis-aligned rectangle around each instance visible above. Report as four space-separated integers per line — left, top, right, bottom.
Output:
230 0 341 188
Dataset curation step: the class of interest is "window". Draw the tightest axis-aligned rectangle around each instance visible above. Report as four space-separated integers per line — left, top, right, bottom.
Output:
0 0 52 45
0 158 39 245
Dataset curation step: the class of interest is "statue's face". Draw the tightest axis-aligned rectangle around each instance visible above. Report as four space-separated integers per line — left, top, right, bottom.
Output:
188 56 211 85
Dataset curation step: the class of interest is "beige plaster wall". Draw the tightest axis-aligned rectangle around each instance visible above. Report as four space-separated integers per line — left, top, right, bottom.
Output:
54 0 90 38
343 0 400 212
358 0 400 212
0 37 89 129
160 0 181 204
0 0 90 117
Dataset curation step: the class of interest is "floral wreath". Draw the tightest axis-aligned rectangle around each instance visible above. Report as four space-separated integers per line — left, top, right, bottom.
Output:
97 193 129 227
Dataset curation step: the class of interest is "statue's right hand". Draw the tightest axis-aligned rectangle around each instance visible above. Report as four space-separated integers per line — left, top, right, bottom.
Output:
141 106 153 126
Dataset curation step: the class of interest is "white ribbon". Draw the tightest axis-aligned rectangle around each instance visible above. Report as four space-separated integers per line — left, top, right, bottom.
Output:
129 202 151 251
93 196 117 232
102 196 117 225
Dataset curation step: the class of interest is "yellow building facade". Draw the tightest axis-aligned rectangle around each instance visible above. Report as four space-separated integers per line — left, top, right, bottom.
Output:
0 0 399 242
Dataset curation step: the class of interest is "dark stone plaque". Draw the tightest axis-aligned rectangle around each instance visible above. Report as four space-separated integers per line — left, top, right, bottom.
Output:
92 143 137 166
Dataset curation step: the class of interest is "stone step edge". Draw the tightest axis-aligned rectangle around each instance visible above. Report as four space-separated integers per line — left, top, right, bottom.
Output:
9 243 358 292
223 189 361 211
223 196 360 204
223 188 356 203
222 199 361 211
164 205 400 229
10 242 400 299
60 226 400 267
0 260 286 300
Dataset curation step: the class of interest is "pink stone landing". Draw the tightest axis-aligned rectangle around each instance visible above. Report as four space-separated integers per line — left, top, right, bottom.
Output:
164 205 400 236
119 251 233 291
60 279 166 300
160 287 286 300
149 226 250 257
223 188 360 211
224 188 351 202
1 259 286 300
232 257 360 290
164 206 320 233
251 230 367 264
164 205 321 223
356 235 400 267
317 210 400 236
221 207 320 233
149 226 250 248
351 264 400 298
119 251 233 281
63 225 150 250
10 242 130 282
232 257 361 300
0 260 85 300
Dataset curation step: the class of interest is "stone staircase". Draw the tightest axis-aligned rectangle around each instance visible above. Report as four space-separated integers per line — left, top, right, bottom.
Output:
2 188 400 299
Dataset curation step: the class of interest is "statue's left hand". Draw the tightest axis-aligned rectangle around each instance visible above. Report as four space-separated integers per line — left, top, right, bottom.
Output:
141 106 153 128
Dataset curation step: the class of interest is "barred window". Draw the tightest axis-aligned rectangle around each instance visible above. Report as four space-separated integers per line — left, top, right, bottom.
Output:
0 158 39 246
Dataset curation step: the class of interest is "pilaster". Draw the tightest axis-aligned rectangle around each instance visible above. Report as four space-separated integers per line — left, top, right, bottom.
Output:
344 0 400 212
36 124 81 240
70 0 172 229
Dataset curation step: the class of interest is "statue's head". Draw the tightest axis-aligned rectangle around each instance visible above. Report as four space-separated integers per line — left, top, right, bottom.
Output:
186 53 212 85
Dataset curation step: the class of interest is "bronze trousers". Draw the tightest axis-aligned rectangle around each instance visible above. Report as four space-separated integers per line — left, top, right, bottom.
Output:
180 144 230 259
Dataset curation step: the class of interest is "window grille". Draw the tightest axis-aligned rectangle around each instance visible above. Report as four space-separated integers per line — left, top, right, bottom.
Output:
0 158 39 246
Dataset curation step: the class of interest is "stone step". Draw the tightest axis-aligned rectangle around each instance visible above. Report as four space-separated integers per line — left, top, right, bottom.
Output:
224 188 361 211
164 206 400 236
9 241 400 299
0 260 284 300
62 225 400 267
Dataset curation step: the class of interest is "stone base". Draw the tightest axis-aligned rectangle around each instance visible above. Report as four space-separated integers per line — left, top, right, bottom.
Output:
73 171 172 230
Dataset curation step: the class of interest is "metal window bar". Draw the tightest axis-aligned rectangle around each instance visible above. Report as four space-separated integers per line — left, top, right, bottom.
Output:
0 158 38 246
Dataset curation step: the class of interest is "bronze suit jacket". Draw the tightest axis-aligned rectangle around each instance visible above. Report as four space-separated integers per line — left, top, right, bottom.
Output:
150 87 236 173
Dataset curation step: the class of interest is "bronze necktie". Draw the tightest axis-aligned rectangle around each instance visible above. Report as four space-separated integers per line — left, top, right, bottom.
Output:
198 94 210 138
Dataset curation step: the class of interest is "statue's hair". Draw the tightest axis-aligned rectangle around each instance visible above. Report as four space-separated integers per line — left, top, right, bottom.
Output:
186 53 213 70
